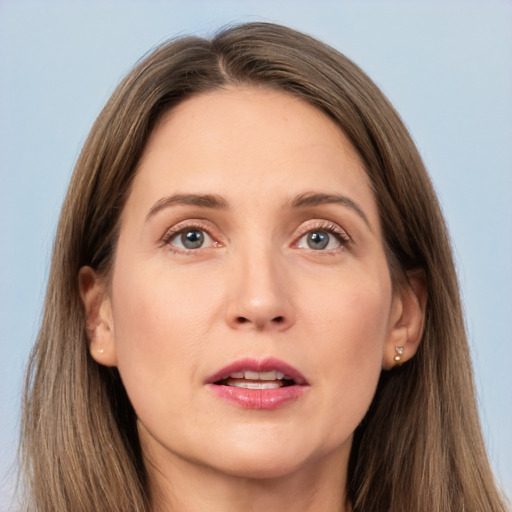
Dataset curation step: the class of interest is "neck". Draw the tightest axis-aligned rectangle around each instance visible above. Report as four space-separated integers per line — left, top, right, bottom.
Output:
145 445 351 512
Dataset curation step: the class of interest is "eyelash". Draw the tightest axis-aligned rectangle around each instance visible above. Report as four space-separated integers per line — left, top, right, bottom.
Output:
293 221 352 252
161 220 219 255
161 220 351 254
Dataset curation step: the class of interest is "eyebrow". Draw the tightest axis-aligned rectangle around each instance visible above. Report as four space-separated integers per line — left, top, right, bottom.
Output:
290 193 373 231
145 193 228 221
145 191 372 231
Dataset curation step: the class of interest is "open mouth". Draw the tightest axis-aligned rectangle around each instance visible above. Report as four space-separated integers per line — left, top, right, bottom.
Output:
207 358 308 409
216 370 297 389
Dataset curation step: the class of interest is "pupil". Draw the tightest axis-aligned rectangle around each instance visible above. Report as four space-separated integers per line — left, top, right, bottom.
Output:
307 231 329 250
181 230 204 249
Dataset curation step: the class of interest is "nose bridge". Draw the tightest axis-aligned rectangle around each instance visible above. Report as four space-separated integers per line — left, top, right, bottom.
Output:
225 236 294 331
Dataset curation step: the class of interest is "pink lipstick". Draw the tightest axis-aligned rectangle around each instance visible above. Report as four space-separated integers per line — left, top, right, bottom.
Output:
206 357 309 410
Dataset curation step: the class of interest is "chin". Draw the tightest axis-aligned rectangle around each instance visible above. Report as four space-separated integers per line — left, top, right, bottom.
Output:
196 431 321 480
211 452 308 480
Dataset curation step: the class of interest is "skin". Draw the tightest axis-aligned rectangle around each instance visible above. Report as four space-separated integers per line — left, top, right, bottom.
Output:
80 87 425 512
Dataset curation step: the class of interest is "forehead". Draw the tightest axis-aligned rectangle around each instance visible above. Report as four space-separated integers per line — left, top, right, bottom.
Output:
125 86 379 224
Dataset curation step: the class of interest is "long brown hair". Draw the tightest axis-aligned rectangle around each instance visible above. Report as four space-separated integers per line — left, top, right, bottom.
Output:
21 22 507 511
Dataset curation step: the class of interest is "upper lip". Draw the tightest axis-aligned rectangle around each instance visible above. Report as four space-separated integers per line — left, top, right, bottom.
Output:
205 357 308 385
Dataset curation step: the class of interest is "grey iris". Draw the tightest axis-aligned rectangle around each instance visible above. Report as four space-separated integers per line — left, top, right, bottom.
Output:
307 231 329 250
181 230 204 249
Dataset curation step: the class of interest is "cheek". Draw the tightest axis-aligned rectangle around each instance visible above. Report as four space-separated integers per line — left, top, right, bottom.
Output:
317 289 389 389
111 258 215 351
108 260 218 419
304 267 392 355
301 269 391 435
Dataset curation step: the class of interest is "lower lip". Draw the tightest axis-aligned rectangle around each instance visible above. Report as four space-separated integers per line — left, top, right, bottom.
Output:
208 384 307 410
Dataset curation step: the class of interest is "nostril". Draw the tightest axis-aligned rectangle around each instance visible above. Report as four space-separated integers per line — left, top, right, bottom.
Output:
232 315 287 328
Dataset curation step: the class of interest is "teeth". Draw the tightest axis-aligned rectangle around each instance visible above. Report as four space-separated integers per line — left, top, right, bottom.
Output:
228 370 288 380
230 381 282 389
221 367 299 388
258 370 278 380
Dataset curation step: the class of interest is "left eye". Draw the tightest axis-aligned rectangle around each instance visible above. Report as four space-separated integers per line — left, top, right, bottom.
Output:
169 229 213 250
296 230 342 251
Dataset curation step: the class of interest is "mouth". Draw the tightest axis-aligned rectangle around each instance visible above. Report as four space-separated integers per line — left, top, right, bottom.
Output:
216 369 298 389
206 357 308 410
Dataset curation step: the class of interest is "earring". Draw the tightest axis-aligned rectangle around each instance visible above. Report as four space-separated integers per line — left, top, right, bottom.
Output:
394 346 404 365
97 347 105 354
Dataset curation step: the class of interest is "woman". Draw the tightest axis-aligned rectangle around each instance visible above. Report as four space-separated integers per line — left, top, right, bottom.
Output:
20 22 507 512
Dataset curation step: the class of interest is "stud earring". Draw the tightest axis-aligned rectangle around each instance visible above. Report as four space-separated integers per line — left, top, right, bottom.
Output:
97 347 105 354
394 346 404 365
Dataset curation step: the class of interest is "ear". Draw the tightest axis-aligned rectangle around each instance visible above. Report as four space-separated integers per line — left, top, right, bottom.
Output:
382 271 427 370
78 266 118 367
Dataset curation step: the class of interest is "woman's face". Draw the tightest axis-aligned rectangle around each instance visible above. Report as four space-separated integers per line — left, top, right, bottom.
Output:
85 87 413 480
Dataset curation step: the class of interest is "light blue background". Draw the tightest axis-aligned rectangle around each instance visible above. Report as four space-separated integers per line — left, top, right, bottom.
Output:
1 1 511 508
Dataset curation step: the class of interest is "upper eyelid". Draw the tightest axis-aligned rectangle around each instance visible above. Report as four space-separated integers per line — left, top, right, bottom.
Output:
293 219 351 240
161 219 219 244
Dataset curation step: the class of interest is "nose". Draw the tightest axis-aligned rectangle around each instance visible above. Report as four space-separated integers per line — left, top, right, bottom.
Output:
225 246 295 332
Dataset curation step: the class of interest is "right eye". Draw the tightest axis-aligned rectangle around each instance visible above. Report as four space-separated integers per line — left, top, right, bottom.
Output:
164 227 216 251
